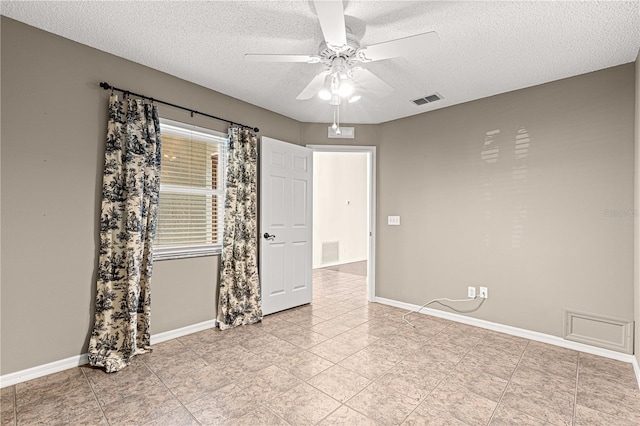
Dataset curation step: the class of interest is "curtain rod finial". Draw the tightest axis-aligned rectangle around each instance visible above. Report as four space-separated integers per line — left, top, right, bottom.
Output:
99 82 111 90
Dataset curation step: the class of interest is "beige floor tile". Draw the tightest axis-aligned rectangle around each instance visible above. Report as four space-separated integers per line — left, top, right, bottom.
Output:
9 267 640 426
574 404 639 426
309 337 370 363
101 382 180 425
346 382 420 425
330 312 370 328
223 404 290 426
186 384 257 425
378 330 431 352
402 400 469 425
510 364 575 399
1 386 15 426
256 339 305 365
311 320 355 338
350 319 401 339
85 361 167 408
518 354 577 380
524 341 578 363
333 328 380 347
242 365 303 404
317 404 377 425
578 352 636 379
272 325 331 349
15 368 103 425
144 349 208 383
293 314 332 328
400 315 448 337
163 364 238 404
456 349 519 380
377 364 443 403
576 373 640 423
441 368 508 402
339 346 399 381
578 352 639 389
16 367 88 405
422 380 497 426
445 322 488 338
480 331 529 357
16 392 106 426
429 328 483 350
500 381 573 425
58 408 109 425
308 365 371 403
400 346 461 371
236 330 282 352
267 383 341 426
489 405 550 425
276 350 335 381
144 406 199 426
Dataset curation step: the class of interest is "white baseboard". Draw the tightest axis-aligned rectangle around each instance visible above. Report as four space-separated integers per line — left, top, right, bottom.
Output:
0 353 89 389
375 297 639 367
0 319 217 388
633 356 640 390
150 319 217 345
314 258 368 269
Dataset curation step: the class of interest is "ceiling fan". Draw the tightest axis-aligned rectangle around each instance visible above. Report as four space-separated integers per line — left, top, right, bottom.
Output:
244 0 440 105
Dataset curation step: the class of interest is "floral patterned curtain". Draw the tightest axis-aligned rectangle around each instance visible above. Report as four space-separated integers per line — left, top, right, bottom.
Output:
88 95 162 373
217 127 262 330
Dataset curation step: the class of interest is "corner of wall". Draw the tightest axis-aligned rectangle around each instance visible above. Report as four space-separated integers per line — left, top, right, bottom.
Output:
635 49 640 369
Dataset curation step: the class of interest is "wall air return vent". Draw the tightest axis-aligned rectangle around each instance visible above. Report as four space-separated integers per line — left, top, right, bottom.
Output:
321 241 339 264
411 93 443 106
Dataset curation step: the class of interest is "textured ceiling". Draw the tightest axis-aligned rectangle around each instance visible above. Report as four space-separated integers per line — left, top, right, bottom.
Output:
2 1 639 124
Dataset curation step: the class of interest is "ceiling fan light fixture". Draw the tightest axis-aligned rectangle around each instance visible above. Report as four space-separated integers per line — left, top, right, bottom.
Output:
318 88 332 100
337 80 354 97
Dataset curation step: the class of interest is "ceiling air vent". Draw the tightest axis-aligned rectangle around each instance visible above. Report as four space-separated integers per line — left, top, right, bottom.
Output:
411 93 443 106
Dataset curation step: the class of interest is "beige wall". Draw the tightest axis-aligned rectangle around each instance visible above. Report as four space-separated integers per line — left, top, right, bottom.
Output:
635 50 639 366
376 64 635 337
1 16 637 377
0 17 302 375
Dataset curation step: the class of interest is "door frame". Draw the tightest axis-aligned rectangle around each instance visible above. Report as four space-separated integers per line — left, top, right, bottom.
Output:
307 145 376 302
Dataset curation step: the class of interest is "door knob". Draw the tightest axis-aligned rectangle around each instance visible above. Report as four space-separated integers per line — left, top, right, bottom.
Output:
263 233 276 241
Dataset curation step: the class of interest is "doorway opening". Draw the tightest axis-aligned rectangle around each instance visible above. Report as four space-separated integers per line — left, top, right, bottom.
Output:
308 145 376 302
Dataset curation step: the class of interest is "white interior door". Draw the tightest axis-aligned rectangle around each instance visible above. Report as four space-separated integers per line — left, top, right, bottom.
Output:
260 137 313 315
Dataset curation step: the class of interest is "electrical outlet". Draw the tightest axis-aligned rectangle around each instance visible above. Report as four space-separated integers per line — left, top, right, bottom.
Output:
479 287 488 299
468 286 476 298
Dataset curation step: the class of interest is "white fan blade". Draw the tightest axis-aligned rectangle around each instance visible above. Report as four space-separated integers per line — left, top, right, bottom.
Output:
351 68 394 97
244 54 321 63
357 31 440 62
296 71 330 100
313 0 347 50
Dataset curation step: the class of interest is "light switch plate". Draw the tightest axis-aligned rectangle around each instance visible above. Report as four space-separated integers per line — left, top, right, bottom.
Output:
388 216 401 225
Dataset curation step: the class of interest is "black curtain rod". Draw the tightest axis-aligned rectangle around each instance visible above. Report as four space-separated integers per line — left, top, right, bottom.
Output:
99 82 259 133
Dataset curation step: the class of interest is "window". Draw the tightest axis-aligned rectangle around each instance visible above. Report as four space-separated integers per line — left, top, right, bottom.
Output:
154 118 227 260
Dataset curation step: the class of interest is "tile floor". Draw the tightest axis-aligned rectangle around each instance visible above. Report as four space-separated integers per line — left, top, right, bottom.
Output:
2 262 640 425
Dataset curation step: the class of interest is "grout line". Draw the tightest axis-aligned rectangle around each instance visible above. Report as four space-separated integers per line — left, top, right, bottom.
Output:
486 339 530 425
139 357 202 425
572 353 580 426
396 324 478 424
12 385 17 426
80 366 111 426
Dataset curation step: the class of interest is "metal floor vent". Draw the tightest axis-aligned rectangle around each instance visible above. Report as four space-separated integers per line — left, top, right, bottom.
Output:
411 93 443 106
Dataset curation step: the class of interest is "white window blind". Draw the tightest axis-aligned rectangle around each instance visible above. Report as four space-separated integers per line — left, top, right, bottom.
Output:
154 118 227 260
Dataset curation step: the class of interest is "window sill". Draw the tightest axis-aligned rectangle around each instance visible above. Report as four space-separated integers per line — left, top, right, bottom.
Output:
153 247 222 261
